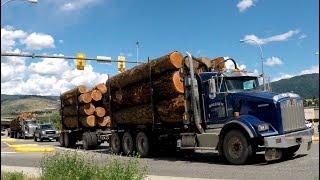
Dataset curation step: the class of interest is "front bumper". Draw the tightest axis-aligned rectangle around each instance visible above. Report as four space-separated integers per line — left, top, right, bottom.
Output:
264 128 313 149
41 134 59 139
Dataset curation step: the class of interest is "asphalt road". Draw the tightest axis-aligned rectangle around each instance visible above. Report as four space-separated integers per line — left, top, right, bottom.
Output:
1 137 319 180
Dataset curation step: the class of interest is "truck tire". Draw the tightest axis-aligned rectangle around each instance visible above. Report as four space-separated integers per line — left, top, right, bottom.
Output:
10 132 14 138
64 133 76 148
135 131 150 157
59 133 65 147
283 145 300 159
90 132 98 149
110 133 122 154
122 132 134 155
83 133 91 150
34 135 37 142
223 130 253 165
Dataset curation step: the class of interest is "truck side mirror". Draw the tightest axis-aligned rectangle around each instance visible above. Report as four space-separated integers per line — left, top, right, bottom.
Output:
209 78 217 98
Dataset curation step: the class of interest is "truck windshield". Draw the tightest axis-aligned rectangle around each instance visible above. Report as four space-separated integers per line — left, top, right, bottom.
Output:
225 77 259 92
26 121 37 126
40 125 54 130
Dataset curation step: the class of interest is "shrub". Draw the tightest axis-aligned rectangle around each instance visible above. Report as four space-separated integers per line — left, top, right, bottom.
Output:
40 151 147 180
1 171 24 180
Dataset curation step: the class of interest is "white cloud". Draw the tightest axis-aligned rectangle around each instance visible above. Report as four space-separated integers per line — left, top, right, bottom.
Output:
28 54 69 75
271 65 319 82
242 30 300 45
1 49 26 83
272 73 293 82
21 32 55 50
264 57 283 66
1 26 27 51
60 0 100 11
299 65 319 75
298 34 307 39
1 26 108 96
224 57 246 70
237 0 255 12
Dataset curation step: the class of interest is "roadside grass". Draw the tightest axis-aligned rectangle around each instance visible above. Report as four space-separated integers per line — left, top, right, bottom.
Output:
40 151 147 180
0 171 38 180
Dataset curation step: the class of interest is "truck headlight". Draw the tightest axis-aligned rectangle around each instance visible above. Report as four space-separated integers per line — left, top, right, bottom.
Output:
41 131 46 134
258 124 269 132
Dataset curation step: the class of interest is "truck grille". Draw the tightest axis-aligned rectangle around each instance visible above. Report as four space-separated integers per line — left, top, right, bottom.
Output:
280 98 306 133
46 131 56 134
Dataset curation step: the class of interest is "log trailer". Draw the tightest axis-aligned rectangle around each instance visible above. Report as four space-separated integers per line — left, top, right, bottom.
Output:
107 52 313 165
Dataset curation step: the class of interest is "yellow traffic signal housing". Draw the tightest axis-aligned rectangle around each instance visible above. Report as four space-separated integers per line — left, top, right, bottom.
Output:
76 53 86 70
118 56 126 73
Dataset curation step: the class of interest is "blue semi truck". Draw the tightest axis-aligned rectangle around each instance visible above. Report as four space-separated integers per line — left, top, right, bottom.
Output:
108 52 313 165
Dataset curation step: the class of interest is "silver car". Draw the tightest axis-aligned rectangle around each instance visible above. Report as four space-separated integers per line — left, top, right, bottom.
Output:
34 123 59 142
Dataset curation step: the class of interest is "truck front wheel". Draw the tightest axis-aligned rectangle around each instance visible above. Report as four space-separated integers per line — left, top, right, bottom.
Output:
110 133 121 154
136 131 150 157
122 132 134 155
223 130 253 165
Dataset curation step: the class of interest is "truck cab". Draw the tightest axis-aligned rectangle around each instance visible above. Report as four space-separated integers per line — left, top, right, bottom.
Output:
179 53 314 164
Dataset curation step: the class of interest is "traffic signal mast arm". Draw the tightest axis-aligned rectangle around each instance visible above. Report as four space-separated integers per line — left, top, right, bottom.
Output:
0 52 144 64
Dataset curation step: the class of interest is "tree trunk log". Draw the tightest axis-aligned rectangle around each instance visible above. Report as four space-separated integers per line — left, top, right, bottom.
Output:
63 96 77 105
109 51 183 89
95 107 106 117
63 117 78 128
62 103 95 116
79 103 95 116
91 90 102 101
81 115 96 127
60 85 87 100
112 71 183 110
113 95 184 124
78 92 92 104
97 116 111 127
94 83 107 94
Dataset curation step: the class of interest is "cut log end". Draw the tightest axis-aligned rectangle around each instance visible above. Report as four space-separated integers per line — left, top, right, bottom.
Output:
81 115 95 127
91 90 102 101
97 116 111 127
95 83 107 94
78 85 88 94
172 71 184 93
169 51 183 68
95 107 106 117
81 103 95 116
78 92 92 104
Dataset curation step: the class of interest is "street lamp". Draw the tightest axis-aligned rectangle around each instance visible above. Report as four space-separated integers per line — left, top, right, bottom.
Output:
1 0 38 7
240 39 266 91
136 41 140 65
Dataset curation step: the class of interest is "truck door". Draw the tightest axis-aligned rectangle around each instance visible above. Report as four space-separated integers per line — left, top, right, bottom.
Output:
204 77 228 126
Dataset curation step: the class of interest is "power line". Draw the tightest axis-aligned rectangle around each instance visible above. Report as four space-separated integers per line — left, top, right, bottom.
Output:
1 52 145 64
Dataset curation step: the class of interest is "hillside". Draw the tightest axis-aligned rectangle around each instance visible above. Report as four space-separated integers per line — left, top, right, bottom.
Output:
270 73 319 99
1 95 59 115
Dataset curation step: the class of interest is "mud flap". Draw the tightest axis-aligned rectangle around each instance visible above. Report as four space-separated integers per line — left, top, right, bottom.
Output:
265 148 282 161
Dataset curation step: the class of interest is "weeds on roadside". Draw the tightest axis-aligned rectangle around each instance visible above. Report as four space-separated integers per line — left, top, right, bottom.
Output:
1 171 24 180
40 151 147 180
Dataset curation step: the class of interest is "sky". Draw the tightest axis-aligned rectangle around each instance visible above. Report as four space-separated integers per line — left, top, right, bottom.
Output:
1 0 319 96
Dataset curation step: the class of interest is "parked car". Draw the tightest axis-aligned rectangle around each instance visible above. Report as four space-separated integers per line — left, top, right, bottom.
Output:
34 123 59 142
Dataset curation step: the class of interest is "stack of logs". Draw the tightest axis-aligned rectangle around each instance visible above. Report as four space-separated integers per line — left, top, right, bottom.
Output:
10 112 36 131
60 84 111 129
107 51 186 125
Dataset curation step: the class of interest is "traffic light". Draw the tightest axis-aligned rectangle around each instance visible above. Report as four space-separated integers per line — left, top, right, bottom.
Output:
76 53 86 70
118 56 126 73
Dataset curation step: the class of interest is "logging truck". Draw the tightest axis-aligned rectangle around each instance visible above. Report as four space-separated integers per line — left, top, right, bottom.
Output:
106 51 313 165
9 112 38 139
